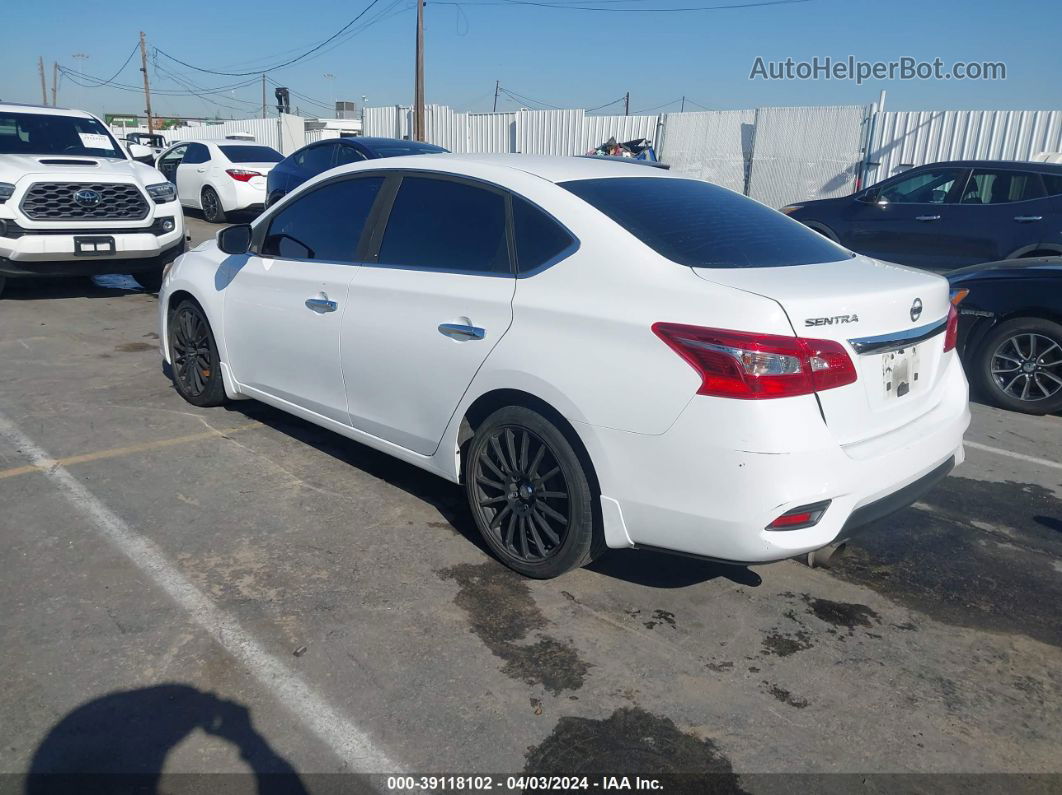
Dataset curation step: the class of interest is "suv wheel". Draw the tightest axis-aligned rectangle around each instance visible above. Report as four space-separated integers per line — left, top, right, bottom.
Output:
201 187 227 224
975 317 1062 415
465 406 604 578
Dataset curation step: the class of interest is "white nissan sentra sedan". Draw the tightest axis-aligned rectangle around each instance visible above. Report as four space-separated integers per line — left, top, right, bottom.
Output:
159 154 970 578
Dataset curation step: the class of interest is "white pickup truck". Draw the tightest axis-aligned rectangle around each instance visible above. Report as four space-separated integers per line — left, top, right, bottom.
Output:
0 103 185 297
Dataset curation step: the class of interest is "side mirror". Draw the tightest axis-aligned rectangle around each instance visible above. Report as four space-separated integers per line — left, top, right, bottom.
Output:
217 224 252 255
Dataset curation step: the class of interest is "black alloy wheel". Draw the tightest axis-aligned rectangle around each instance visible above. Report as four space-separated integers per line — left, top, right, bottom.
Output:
976 317 1062 415
466 406 601 578
168 300 227 407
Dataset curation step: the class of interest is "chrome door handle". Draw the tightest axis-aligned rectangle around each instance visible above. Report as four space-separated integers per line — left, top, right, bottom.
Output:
438 323 485 340
915 215 941 222
305 297 338 313
196 168 207 173
1014 215 1042 222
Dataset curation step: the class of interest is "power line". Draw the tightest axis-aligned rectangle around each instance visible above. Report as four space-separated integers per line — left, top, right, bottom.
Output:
585 96 627 113
631 97 684 113
94 43 140 87
154 0 387 76
498 86 562 110
436 0 809 10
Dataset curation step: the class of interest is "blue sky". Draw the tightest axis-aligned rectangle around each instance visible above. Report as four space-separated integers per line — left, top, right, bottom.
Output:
2 0 1059 119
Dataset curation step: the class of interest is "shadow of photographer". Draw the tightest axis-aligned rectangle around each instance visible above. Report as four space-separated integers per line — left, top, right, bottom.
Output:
25 684 307 795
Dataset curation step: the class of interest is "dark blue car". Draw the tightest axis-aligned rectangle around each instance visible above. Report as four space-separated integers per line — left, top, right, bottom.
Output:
783 160 1062 272
266 137 448 207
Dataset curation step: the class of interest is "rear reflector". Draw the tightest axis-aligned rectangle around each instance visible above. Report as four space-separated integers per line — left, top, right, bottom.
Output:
226 169 262 182
767 500 831 531
652 323 858 399
943 304 959 352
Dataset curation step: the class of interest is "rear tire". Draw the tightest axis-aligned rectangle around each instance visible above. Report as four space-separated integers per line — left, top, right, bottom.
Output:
168 299 227 407
974 317 1062 415
201 186 227 224
465 406 602 579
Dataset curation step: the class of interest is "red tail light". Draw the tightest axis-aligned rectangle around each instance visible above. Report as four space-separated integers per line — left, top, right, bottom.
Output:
226 169 262 182
652 323 858 399
943 304 959 352
767 500 831 530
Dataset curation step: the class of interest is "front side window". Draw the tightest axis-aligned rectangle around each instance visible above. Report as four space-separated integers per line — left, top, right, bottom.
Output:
159 146 187 167
0 112 124 159
377 177 510 273
560 177 852 269
335 144 367 166
262 176 384 261
960 169 1046 204
220 145 283 163
512 196 575 272
878 169 964 204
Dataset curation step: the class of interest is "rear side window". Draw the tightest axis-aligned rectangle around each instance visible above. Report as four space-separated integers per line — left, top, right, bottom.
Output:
220 145 283 163
336 144 367 165
512 196 575 272
377 177 510 273
1042 174 1062 197
295 144 335 172
262 176 384 261
560 177 852 269
960 170 1046 204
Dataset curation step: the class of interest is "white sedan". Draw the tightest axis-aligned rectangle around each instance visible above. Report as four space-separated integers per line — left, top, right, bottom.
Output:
155 139 283 223
158 154 970 578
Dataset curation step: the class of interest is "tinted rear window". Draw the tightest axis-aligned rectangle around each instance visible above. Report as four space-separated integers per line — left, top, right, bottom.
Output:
219 145 283 163
560 177 853 268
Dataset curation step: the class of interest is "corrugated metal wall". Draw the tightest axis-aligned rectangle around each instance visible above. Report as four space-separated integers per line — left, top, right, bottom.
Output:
657 110 755 194
516 109 585 155
466 112 517 153
868 110 1062 185
746 104 870 208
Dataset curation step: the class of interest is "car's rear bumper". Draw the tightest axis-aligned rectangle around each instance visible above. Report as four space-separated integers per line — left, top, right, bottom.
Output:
583 353 970 563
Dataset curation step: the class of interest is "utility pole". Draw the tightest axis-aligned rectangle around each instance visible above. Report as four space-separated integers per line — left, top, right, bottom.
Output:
624 91 630 116
51 62 58 106
138 31 154 134
261 74 266 119
493 80 500 113
413 0 425 141
38 57 48 105
680 95 685 113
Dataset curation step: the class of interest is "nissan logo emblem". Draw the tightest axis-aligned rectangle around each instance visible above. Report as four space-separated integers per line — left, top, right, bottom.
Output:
73 188 102 208
910 297 923 322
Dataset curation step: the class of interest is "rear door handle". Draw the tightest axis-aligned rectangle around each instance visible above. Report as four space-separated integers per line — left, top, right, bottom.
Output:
1014 215 1042 223
305 297 338 313
438 323 485 340
915 215 941 222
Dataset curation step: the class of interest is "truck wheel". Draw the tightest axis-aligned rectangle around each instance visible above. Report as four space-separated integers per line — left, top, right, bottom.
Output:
136 269 164 293
201 187 227 224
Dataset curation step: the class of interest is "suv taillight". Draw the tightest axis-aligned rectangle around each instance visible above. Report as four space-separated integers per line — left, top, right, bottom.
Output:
226 169 262 182
652 323 858 400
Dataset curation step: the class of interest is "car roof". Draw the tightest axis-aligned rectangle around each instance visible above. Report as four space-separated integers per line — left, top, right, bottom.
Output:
341 137 443 147
0 102 95 118
918 159 1062 174
327 153 676 184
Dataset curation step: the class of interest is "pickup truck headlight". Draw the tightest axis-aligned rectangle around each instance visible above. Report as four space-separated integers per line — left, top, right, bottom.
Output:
146 183 177 204
0 183 14 203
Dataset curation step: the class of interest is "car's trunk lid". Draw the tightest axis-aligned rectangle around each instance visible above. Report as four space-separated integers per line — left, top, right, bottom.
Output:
692 256 953 446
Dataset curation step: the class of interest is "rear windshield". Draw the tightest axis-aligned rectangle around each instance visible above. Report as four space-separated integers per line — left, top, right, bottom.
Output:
219 145 283 163
0 112 124 159
560 177 854 268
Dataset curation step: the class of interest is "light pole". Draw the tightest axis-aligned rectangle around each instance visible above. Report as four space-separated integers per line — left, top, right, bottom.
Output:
323 73 335 116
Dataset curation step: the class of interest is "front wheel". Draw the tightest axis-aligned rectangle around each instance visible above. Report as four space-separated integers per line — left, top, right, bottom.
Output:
201 186 227 224
465 406 602 578
974 317 1062 415
168 299 227 407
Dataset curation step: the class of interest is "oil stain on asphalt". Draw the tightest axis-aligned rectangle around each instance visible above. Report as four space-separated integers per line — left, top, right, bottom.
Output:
826 476 1062 647
524 707 748 793
439 562 590 695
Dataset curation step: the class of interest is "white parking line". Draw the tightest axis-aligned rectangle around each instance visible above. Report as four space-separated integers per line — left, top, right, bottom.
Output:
965 440 1062 471
0 409 403 775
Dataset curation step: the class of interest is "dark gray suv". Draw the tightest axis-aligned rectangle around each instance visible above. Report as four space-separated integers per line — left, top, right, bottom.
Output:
782 160 1062 272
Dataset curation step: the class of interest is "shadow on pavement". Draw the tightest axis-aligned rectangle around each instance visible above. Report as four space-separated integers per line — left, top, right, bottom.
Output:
25 684 307 795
